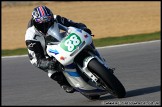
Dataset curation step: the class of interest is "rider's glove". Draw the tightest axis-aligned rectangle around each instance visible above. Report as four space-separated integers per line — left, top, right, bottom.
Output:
48 60 57 70
48 58 64 72
83 28 92 35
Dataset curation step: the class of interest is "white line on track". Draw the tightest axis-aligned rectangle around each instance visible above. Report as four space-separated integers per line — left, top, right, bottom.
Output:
2 54 28 59
96 40 160 49
2 40 160 59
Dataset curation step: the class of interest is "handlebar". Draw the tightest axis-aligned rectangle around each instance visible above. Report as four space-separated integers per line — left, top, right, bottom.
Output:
58 23 94 37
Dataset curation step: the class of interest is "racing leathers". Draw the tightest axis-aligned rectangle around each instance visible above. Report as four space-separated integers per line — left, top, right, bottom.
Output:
25 15 92 93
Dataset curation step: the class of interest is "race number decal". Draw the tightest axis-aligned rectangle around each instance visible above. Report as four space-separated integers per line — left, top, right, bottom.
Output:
60 33 81 52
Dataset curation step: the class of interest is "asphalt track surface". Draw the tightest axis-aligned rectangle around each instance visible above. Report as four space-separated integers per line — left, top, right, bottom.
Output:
2 40 161 106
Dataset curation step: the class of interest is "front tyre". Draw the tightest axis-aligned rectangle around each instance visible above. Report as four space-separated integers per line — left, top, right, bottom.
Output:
81 93 100 100
88 58 126 98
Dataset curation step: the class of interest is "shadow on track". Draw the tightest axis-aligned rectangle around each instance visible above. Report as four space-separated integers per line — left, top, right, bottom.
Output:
99 85 160 100
125 85 160 98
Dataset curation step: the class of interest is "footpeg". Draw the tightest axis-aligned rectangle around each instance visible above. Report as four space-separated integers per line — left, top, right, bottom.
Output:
108 68 115 74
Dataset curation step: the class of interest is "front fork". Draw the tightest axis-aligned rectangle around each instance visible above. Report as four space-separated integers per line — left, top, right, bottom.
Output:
77 55 108 90
90 42 109 68
77 56 98 83
77 50 108 84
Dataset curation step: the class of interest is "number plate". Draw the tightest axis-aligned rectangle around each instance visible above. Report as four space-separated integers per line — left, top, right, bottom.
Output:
60 33 82 52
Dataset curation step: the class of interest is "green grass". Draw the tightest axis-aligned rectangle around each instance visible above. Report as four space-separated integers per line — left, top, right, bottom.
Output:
93 31 160 47
1 31 160 56
2 48 28 57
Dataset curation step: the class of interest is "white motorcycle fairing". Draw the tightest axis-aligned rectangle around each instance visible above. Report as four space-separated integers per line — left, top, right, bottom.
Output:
46 25 108 95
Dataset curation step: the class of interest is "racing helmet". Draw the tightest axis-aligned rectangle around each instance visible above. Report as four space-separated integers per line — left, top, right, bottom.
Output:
32 6 54 35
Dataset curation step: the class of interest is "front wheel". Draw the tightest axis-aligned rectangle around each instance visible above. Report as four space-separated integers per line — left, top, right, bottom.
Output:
81 93 100 100
88 58 126 98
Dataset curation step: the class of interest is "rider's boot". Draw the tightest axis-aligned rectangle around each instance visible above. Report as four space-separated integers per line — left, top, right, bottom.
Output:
48 70 75 93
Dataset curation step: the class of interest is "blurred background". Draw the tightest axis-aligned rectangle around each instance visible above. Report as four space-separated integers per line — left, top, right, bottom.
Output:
1 1 160 50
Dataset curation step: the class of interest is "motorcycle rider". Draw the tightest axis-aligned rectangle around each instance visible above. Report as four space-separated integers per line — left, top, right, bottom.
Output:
25 6 93 93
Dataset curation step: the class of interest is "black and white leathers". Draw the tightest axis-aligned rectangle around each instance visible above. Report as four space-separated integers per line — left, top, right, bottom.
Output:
25 15 88 74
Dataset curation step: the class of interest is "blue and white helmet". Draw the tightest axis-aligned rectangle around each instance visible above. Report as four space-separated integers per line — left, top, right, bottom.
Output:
32 6 54 35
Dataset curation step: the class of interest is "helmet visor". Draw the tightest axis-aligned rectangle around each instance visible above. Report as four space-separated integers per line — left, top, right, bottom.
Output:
36 21 53 34
34 17 54 34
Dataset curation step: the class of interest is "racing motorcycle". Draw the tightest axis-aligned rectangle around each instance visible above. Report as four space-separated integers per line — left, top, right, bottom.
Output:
46 23 126 100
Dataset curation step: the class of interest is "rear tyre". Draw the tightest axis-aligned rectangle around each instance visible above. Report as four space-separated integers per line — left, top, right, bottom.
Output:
88 58 126 98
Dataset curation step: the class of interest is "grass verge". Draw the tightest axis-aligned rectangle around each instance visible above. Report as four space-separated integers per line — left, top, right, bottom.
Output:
2 48 28 57
93 31 160 47
2 31 160 56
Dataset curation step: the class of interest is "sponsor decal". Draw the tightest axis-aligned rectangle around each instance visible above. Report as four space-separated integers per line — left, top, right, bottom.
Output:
76 28 82 33
49 49 59 55
64 71 80 77
60 56 65 60
28 43 36 48
84 35 88 38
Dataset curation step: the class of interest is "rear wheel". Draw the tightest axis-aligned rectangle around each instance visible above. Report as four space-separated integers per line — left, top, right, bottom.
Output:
88 58 126 98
